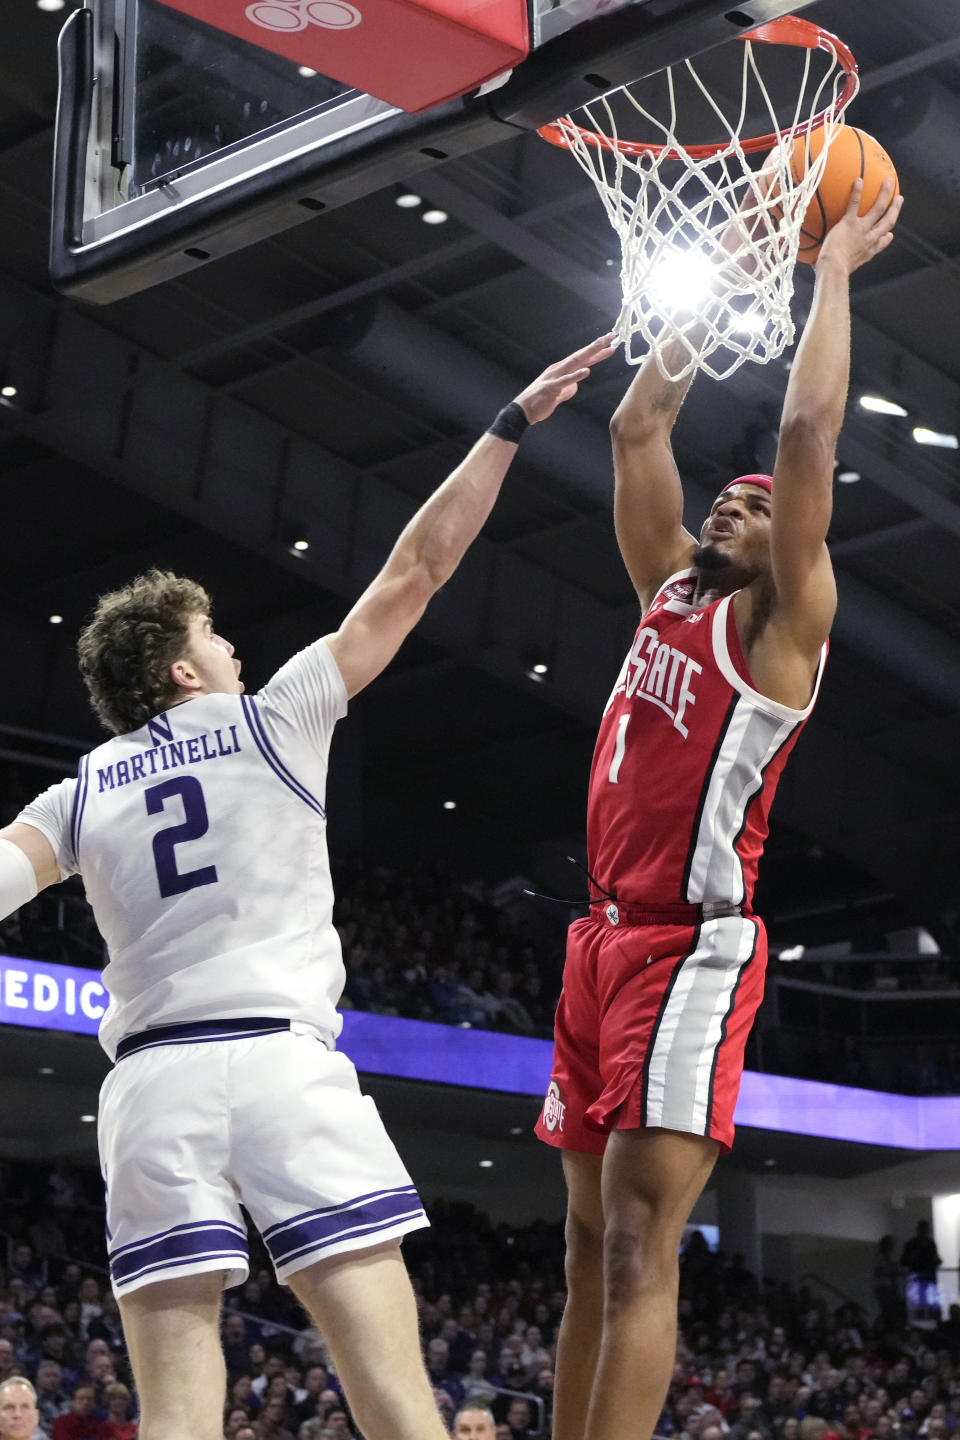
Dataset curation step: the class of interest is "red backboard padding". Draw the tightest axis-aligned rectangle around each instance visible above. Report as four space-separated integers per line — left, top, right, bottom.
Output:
154 0 530 114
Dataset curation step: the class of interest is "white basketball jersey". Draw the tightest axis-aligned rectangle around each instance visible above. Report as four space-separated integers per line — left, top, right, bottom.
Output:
17 640 348 1061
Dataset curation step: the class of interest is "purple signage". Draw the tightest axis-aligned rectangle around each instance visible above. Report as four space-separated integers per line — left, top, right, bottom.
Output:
0 953 108 1035
1 954 957 1151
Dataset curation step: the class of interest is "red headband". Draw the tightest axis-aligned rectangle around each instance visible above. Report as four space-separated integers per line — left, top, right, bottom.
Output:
720 473 773 495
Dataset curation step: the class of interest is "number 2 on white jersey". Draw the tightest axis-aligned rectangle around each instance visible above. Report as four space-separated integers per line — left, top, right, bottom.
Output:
608 714 630 784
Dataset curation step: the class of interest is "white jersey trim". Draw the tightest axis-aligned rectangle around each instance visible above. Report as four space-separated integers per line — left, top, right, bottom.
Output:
642 916 759 1136
711 594 827 723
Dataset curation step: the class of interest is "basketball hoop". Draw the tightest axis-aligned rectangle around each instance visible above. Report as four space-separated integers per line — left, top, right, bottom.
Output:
538 17 859 381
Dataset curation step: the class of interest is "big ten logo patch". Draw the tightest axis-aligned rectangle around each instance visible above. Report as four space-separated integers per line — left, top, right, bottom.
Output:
542 1079 566 1134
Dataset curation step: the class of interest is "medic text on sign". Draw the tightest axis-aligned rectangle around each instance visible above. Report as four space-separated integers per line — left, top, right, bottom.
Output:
0 954 107 1036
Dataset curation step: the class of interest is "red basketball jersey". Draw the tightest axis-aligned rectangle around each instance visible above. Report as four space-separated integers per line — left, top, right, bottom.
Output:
586 569 826 909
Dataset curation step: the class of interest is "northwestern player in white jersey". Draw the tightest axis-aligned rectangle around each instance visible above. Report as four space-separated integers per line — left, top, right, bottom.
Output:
0 335 614 1440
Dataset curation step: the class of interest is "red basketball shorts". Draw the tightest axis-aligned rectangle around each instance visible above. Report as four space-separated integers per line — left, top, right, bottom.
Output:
535 911 767 1154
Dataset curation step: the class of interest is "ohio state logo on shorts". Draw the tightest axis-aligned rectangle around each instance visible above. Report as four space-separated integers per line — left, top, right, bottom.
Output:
542 1079 566 1134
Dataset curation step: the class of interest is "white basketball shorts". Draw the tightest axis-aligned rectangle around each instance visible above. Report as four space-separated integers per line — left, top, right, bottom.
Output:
98 1021 428 1298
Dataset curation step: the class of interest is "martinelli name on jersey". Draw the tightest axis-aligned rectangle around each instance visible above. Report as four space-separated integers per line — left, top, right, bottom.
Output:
96 712 242 793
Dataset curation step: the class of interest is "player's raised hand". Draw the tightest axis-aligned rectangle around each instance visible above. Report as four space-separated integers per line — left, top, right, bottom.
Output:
816 177 904 275
515 334 618 425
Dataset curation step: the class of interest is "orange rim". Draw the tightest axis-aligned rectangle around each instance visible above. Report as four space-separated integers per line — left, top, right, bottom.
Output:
536 16 859 160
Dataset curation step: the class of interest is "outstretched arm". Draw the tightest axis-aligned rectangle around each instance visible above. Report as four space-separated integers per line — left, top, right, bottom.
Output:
609 339 700 611
326 335 616 699
0 824 59 907
768 179 903 656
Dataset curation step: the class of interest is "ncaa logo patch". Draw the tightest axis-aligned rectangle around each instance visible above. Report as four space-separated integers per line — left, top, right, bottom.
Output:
542 1079 566 1134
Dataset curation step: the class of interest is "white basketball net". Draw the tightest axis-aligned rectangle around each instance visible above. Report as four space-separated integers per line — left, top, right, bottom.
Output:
544 30 858 381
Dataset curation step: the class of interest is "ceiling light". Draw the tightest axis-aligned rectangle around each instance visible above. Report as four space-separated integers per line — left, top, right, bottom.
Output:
531 662 548 676
778 944 805 962
395 191 422 209
859 395 908 417
913 427 958 449
1 385 16 399
291 538 310 551
79 1114 96 1123
37 0 66 10
49 614 63 625
442 800 456 810
734 313 766 337
38 1067 54 1076
478 1159 494 1168
836 470 861 484
422 208 448 225
509 1126 523 1136
649 247 715 314
298 66 317 77
764 1158 777 1167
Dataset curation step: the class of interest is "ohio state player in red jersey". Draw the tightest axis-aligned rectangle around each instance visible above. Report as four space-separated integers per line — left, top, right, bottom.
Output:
537 178 904 1440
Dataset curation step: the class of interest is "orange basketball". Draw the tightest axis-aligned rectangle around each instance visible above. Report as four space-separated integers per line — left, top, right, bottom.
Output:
790 125 899 264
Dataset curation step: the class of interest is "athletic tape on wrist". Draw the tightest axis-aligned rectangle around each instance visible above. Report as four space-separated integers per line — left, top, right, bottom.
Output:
488 401 530 444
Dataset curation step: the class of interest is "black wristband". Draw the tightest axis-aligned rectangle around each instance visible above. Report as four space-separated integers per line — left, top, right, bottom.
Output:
488 401 530 444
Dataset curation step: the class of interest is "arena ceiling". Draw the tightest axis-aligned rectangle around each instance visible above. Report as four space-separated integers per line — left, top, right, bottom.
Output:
0 0 959 953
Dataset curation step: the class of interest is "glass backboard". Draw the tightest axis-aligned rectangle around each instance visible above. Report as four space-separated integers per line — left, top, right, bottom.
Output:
51 0 810 303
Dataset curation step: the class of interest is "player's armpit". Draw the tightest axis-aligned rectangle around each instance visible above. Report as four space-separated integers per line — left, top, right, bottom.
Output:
324 559 434 700
0 824 60 908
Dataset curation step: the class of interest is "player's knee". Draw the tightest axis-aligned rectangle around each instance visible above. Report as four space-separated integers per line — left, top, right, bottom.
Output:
602 1211 676 1309
564 1207 604 1290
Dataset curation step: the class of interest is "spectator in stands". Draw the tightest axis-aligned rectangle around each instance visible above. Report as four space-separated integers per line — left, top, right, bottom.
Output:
32 1327 75 1381
84 1297 121 1353
425 1340 464 1410
461 1352 497 1409
55 1269 81 1312
294 1367 334 1428
0 1345 16 1386
0 1378 43 1440
33 1360 68 1431
7 1249 41 1293
101 1384 135 1440
453 1406 497 1440
531 1369 555 1429
234 1429 257 1440
223 1408 250 1438
901 1224 942 1288
316 1405 354 1439
227 1378 257 1415
50 1383 104 1440
76 1284 101 1343
504 1398 533 1440
221 1315 253 1377
253 1396 295 1440
251 1352 291 1402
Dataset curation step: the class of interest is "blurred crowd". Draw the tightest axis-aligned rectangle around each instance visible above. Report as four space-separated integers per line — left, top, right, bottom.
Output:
3 1162 960 1440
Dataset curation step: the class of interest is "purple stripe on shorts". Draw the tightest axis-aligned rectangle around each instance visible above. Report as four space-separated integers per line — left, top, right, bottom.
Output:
109 1216 247 1262
115 1016 291 1060
266 1187 424 1265
262 1184 419 1241
110 1222 249 1284
115 1248 249 1290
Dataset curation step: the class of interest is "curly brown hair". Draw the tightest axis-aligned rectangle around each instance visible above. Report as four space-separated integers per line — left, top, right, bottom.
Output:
77 569 212 735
